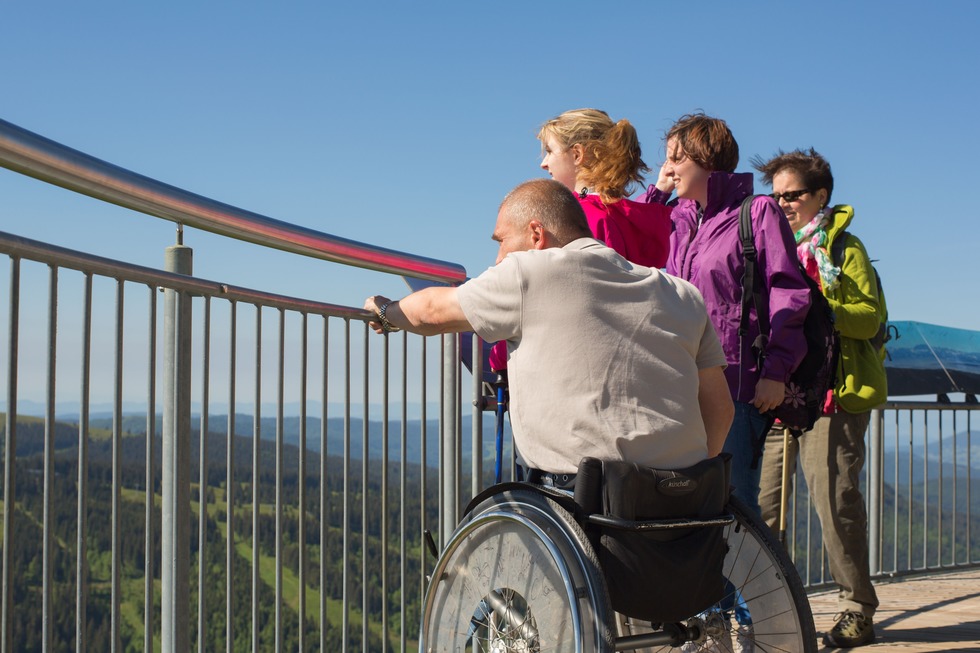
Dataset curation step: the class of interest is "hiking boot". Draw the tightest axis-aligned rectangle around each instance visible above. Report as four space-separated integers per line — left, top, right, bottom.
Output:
823 611 875 648
732 623 754 652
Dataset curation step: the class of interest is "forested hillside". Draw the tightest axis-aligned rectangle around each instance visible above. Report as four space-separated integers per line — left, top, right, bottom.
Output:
0 413 439 651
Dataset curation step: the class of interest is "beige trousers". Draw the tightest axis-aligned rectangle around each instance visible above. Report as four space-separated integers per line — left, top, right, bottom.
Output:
758 411 879 617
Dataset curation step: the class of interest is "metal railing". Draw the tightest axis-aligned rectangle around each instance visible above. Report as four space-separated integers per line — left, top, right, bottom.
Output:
782 402 979 589
0 118 477 652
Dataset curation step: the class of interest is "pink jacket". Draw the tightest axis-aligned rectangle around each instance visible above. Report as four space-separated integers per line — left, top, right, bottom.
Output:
578 195 671 269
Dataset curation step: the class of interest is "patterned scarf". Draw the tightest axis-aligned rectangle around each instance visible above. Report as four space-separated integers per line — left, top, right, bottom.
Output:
795 210 840 292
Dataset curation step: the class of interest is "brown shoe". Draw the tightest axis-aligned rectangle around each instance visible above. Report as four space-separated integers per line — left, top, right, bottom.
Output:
823 611 875 648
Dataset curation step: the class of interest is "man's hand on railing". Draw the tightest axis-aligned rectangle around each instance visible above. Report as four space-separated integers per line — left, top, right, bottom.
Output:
364 288 472 337
364 295 401 334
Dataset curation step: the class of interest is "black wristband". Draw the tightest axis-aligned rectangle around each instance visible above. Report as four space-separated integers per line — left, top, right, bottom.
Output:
378 301 400 333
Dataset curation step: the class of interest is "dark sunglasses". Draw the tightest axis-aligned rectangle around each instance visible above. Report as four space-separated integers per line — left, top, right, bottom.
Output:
769 189 812 203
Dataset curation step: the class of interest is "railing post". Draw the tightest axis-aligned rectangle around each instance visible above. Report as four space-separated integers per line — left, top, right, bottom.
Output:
472 335 484 496
1 258 19 653
441 333 459 546
868 407 884 575
162 231 193 653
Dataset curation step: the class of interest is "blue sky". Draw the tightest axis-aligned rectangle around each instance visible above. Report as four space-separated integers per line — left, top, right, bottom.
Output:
2 1 979 333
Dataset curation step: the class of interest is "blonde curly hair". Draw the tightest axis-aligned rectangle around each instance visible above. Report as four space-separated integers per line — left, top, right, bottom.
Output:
537 108 649 204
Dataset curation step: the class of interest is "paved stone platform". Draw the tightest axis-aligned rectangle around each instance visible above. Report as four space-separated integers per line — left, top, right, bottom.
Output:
807 568 980 651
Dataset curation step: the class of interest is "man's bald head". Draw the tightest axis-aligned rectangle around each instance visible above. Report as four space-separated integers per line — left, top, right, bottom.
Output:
498 179 592 246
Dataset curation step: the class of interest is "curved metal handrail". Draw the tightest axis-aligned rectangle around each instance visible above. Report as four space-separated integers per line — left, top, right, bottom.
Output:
0 118 467 283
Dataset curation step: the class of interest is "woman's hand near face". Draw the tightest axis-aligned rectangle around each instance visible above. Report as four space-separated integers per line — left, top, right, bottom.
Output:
655 160 675 194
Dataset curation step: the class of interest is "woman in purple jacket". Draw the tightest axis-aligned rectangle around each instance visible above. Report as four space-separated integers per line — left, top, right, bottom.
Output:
640 113 810 516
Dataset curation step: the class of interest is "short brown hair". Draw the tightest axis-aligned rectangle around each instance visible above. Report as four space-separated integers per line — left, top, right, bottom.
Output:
500 179 591 244
752 148 834 204
666 113 739 173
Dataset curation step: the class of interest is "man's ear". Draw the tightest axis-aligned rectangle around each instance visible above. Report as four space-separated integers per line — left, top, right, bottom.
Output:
527 220 548 249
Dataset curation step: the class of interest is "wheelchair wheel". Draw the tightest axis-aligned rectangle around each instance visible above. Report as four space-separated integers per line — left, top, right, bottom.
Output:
722 494 815 651
617 494 816 652
420 488 616 652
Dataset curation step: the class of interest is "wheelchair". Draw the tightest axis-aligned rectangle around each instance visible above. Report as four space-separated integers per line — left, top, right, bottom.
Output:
419 478 816 652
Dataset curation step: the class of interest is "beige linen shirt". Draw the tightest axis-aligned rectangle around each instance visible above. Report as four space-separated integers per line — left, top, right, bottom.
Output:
457 238 725 473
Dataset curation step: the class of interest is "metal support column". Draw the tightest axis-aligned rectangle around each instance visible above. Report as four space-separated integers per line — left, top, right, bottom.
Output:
161 230 193 653
441 333 459 546
868 407 884 575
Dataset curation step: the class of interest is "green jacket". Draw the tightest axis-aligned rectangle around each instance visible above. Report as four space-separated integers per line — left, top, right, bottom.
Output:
823 205 888 412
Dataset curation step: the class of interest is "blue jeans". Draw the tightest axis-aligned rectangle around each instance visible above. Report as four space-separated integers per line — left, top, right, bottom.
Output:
723 401 773 519
720 402 773 627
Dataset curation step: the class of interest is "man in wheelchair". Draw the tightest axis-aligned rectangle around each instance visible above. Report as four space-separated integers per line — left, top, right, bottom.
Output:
365 178 734 473
366 180 814 652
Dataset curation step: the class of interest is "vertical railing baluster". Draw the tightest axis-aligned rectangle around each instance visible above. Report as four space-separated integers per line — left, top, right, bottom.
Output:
893 410 899 573
42 265 57 652
319 316 329 653
969 411 974 565
362 322 370 651
342 319 351 652
298 313 308 652
275 309 284 653
907 409 914 571
456 346 463 505
399 331 408 653
938 411 944 567
953 412 958 565
145 284 157 653
2 257 20 653
112 279 124 653
924 411 929 569
438 340 444 546
418 337 427 625
252 307 262 653
198 296 211 653
471 334 482 497
78 273 94 653
226 300 237 653
381 330 390 653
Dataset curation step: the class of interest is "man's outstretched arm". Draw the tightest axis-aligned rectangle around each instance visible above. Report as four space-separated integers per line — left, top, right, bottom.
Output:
698 366 734 457
364 288 472 336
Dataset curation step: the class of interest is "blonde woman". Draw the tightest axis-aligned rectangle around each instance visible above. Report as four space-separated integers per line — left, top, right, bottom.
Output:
490 109 672 372
537 108 671 268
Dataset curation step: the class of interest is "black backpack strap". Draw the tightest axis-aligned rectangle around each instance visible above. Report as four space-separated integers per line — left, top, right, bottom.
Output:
738 195 756 338
831 228 848 268
738 195 771 348
738 195 776 469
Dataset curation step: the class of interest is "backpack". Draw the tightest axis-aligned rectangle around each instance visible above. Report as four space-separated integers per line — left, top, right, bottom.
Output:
830 229 894 353
738 195 840 435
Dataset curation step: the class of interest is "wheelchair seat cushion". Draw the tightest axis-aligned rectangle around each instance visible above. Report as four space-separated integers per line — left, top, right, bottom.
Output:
578 454 732 623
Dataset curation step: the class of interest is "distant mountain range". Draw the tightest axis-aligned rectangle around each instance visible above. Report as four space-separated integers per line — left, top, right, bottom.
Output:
1 408 510 470
4 399 438 422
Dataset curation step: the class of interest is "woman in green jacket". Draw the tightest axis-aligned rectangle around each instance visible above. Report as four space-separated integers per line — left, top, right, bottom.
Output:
754 148 886 649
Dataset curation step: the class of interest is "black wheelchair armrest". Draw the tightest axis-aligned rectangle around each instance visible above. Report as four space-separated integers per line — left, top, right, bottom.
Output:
585 513 735 532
